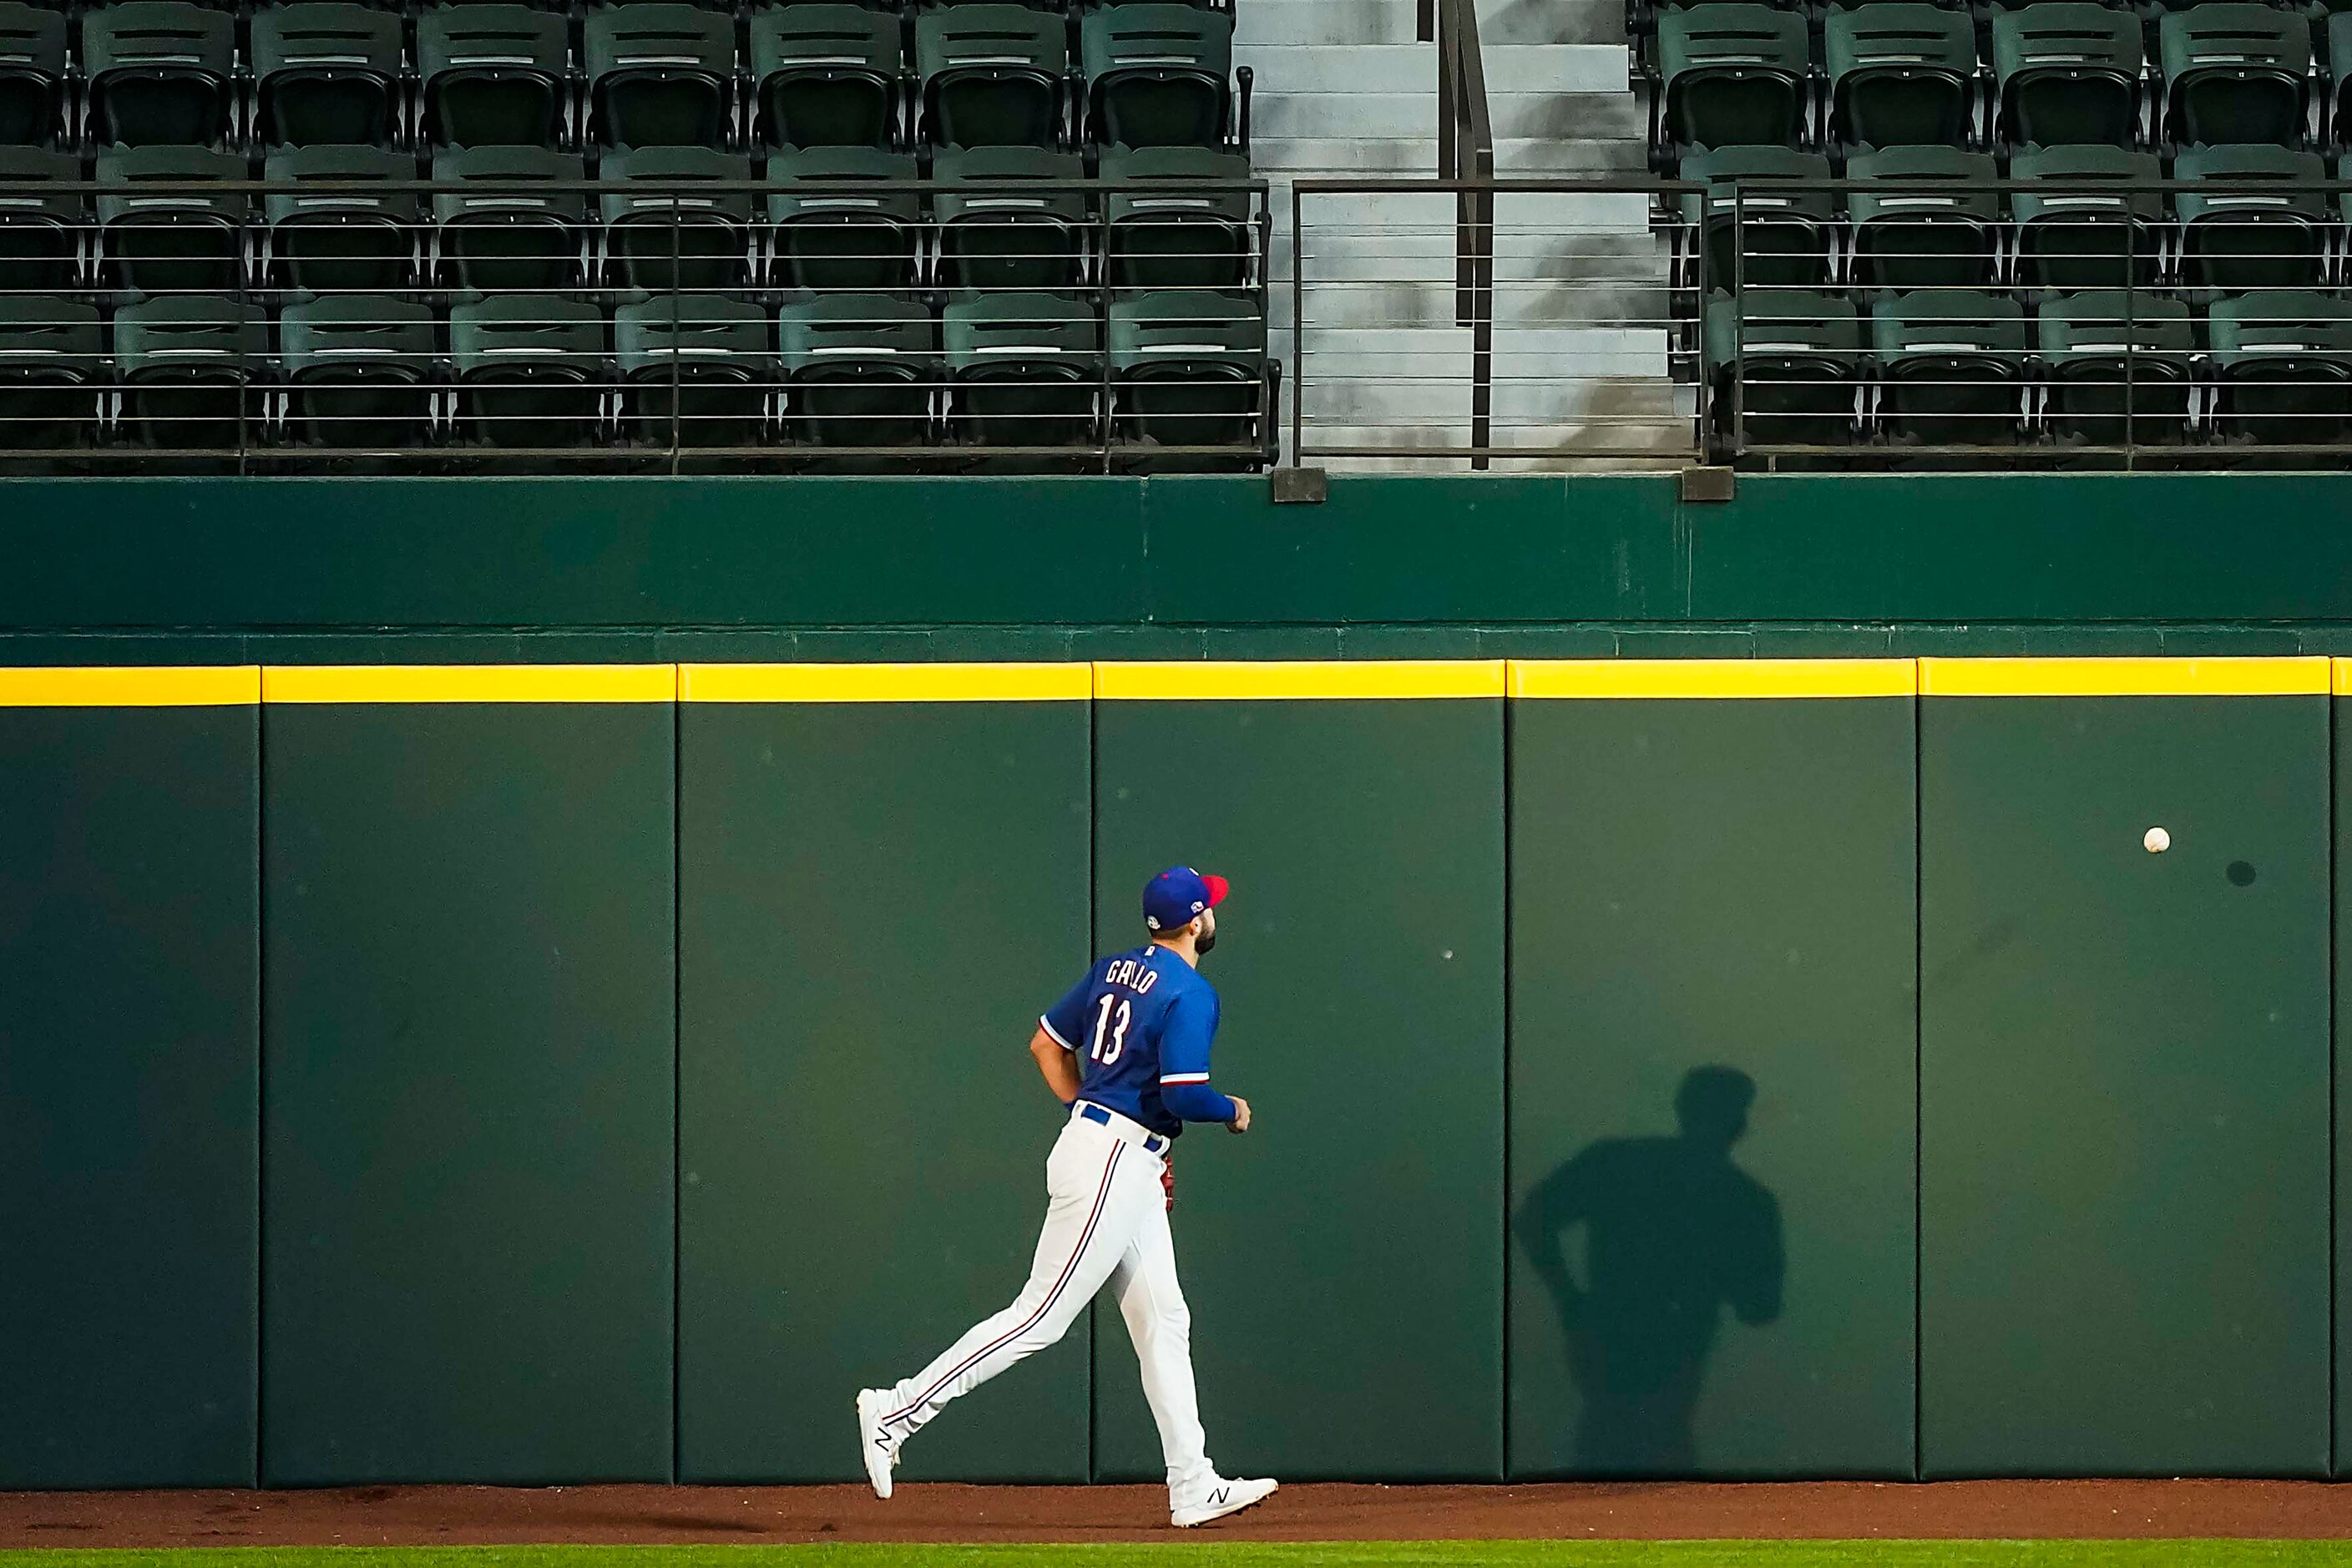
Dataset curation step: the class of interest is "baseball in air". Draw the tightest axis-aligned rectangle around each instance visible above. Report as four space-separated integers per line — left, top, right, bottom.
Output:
2144 827 2172 854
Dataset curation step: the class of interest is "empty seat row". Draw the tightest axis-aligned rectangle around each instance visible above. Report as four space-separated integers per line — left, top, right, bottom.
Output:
0 142 1260 296
1676 142 2352 296
0 287 1275 463
1649 1 2347 160
1707 282 2352 449
0 0 1247 152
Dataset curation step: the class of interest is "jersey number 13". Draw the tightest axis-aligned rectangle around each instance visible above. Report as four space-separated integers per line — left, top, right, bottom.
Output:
1089 994 1132 1065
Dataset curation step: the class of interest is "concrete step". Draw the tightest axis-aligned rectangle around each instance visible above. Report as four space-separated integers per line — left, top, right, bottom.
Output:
1484 44 1637 95
1254 87 1641 143
1277 188 1654 233
1238 0 1424 47
1236 43 1434 95
1236 0 1631 48
1237 42 1625 96
1480 0 1631 46
1252 134 1649 175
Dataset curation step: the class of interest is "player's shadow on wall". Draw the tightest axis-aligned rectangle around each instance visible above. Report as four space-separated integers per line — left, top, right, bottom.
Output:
1515 1065 1785 1474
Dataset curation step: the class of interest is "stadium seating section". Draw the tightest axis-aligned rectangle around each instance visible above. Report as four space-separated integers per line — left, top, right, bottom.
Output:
1649 0 2352 456
0 0 1275 469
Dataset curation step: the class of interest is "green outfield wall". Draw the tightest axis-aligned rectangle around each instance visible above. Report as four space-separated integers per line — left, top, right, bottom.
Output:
3 656 2349 1489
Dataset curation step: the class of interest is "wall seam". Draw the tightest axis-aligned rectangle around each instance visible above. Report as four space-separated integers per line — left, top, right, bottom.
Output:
671 673 684 1485
2332 681 2340 1479
252 687 268 1488
1498 683 1515 1484
1085 665 1100 1486
1912 665 1925 1483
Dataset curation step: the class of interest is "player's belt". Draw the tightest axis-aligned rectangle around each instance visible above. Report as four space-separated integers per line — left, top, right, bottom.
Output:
1074 1100 1171 1157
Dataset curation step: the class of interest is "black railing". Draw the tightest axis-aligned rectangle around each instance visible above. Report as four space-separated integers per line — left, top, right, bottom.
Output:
0 174 1278 472
1434 0 1495 469
1707 176 2352 470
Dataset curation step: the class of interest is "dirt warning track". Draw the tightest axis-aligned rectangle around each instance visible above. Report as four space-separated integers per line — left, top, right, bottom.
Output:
4 1479 2352 1547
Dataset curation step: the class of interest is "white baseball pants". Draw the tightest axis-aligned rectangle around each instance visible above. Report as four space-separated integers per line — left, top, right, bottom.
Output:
871 1106 1213 1488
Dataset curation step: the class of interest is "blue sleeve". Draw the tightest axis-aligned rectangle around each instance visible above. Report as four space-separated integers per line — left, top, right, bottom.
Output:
1156 991 1237 1125
1039 965 1096 1053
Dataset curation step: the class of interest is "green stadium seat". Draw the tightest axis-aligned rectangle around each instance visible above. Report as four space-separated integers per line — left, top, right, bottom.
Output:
615 294 775 448
932 144 1087 293
96 144 250 295
252 3 407 148
914 3 1071 149
2173 143 2327 295
763 145 921 293
1101 144 1254 291
278 294 439 450
112 294 270 452
1106 287 1267 468
419 3 574 149
1703 286 1861 451
1823 3 1979 150
262 144 422 295
1674 145 1834 292
1990 3 2144 149
0 3 68 146
432 144 589 293
0 145 85 291
82 2 237 147
1653 5 1811 155
0 294 101 449
448 292 609 448
2008 144 2162 293
584 2 741 150
2157 4 2309 149
2034 289 2194 449
1869 287 2027 447
1081 3 1234 150
943 289 1100 452
598 145 756 294
2208 289 2352 447
776 290 937 448
1844 145 2000 292
749 3 907 151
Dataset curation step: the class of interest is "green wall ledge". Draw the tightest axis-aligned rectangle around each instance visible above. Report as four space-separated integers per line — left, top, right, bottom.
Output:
3 472 2350 646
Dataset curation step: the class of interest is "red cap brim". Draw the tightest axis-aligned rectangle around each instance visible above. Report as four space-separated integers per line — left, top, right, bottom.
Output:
1201 873 1230 907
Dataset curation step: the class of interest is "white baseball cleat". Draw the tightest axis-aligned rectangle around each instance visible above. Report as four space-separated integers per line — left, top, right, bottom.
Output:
1171 1474 1277 1528
854 1388 899 1500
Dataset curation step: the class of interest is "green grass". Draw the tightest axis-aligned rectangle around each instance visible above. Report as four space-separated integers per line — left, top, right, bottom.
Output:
3 1545 2347 1568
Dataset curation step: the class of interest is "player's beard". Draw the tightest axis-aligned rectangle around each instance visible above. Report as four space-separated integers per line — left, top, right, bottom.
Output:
1195 928 1216 954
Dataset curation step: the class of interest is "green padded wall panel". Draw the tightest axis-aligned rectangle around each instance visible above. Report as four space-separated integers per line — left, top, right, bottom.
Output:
678 691 1092 1483
262 698 675 1483
1090 690 1505 1481
0 700 259 1485
1920 691 2329 1477
1508 692 1916 1479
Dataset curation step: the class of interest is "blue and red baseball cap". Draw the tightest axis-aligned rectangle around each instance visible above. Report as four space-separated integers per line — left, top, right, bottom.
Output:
1145 866 1229 932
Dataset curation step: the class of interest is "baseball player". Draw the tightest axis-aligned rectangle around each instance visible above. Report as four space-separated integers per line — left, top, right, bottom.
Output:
856 867 1277 1529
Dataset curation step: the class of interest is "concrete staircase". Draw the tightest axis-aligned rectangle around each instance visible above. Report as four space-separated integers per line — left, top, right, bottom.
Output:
1242 0 1692 468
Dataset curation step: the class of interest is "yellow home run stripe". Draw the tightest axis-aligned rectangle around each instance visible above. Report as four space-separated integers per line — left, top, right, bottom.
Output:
1095 661 1507 700
262 665 678 704
0 666 261 706
1510 659 1915 700
2333 659 2352 696
1921 657 2328 698
683 663 1092 702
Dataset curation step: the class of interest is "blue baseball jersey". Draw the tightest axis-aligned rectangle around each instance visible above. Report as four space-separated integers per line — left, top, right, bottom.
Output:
1039 944 1232 1137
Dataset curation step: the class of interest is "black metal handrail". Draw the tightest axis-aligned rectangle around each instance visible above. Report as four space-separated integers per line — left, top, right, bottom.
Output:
1434 0 1496 469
